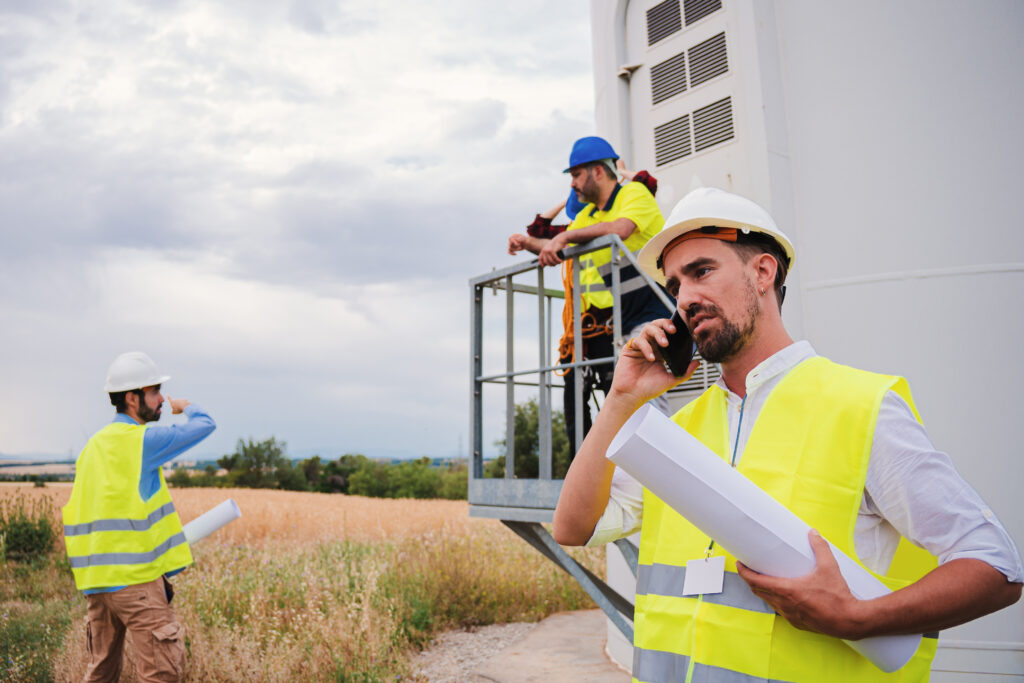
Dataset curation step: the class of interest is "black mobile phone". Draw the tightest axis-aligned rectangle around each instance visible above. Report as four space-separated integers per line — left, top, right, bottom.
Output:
660 310 696 377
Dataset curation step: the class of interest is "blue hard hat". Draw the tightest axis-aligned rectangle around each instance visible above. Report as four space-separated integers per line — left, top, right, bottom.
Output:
565 188 587 221
563 136 619 173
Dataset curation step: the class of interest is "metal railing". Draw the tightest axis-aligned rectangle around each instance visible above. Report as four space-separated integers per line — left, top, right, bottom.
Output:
467 234 681 642
468 235 676 514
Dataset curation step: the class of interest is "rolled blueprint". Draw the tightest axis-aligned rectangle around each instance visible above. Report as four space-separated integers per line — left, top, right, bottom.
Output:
183 498 241 544
606 404 922 673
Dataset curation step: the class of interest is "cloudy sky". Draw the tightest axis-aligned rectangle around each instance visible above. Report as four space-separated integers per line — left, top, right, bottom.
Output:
0 0 596 462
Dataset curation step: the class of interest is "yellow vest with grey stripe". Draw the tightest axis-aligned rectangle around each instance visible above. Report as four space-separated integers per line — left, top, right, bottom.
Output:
570 182 665 311
63 422 193 590
633 357 938 683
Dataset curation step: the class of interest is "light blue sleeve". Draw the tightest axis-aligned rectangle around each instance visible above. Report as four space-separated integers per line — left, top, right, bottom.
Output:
139 404 216 500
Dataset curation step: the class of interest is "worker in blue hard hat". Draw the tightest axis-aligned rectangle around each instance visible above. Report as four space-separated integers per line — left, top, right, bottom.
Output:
516 163 659 243
508 136 670 454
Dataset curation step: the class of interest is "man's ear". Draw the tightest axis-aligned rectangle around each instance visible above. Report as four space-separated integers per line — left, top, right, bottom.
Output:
124 390 139 411
754 252 778 293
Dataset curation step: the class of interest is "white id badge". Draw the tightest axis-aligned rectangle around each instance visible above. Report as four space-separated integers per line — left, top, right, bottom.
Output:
682 555 725 596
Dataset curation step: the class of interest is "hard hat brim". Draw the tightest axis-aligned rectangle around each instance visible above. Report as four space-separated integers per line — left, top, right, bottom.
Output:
638 216 795 286
104 374 171 393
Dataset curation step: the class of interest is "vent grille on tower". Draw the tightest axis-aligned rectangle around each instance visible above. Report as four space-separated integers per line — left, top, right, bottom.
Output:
692 96 734 152
683 0 721 26
654 113 693 166
651 51 688 105
688 31 728 87
647 0 682 46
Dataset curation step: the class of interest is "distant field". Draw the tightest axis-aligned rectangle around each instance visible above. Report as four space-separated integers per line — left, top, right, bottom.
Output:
0 463 75 476
2 484 601 681
16 484 474 545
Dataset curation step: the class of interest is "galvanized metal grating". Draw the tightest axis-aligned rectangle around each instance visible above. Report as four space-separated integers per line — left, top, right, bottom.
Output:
692 96 734 152
651 51 688 105
647 0 682 46
683 0 722 26
688 31 728 86
654 113 692 166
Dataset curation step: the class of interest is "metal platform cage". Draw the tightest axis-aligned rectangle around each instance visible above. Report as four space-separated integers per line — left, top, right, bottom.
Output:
467 234 720 641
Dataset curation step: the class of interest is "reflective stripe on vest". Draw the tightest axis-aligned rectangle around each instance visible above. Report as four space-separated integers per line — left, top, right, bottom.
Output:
570 182 664 311
634 650 791 683
633 358 938 682
67 531 188 568
636 563 773 614
578 254 614 309
635 563 942 639
63 501 177 536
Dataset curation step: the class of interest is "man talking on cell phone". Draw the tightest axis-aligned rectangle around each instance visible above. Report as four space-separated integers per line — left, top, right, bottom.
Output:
553 187 1021 682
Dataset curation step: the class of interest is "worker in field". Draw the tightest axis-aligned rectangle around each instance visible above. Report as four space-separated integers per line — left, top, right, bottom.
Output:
63 351 215 682
553 187 1022 681
508 136 670 454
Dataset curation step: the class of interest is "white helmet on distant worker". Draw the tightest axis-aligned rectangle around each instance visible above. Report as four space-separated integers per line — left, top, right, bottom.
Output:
104 351 171 393
637 187 795 286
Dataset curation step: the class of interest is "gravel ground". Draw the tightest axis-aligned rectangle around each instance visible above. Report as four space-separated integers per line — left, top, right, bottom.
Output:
410 622 538 682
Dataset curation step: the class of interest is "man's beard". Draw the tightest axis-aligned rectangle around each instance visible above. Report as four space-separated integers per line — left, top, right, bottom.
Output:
137 400 162 423
576 170 600 205
577 187 598 205
692 281 760 363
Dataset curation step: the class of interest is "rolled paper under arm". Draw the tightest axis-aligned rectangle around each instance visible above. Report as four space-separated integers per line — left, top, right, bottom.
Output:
606 403 923 673
183 498 241 544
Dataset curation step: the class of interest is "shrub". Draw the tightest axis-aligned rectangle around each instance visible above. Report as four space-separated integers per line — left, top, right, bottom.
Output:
168 467 193 488
0 493 58 562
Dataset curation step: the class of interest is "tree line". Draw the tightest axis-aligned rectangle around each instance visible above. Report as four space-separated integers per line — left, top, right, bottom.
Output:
168 436 467 500
169 397 571 497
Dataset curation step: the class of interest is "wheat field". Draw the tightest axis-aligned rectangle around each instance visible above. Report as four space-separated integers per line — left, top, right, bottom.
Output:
2 484 602 681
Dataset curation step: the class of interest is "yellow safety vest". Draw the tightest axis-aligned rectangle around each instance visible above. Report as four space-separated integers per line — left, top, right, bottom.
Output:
569 182 665 311
633 357 938 683
63 422 193 590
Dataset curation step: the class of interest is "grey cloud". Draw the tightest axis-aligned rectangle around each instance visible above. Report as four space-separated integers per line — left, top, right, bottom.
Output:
0 0 70 18
385 155 441 171
0 0 596 464
426 1 592 75
136 34 321 107
287 0 343 35
277 159 367 188
445 99 507 141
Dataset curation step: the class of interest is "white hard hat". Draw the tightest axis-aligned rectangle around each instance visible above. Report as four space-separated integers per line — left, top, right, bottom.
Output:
104 351 171 392
637 187 795 286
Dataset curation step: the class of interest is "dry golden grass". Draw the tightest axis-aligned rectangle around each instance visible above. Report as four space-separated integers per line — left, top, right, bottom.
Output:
2 484 603 681
2 484 472 545
173 487 475 546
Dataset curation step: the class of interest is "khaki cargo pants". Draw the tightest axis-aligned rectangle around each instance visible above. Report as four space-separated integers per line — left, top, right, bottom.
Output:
83 577 185 683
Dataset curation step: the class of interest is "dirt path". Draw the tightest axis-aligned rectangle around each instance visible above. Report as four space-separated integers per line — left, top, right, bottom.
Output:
411 610 630 682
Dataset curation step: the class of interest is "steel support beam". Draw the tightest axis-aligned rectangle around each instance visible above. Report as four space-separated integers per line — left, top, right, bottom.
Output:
502 520 634 642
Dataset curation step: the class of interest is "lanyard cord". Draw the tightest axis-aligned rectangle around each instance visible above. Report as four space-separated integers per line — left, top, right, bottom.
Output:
705 394 746 557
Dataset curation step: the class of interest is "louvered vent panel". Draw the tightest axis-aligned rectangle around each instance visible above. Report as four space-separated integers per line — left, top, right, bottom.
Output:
650 51 688 105
647 0 682 46
669 356 722 394
688 31 728 86
692 96 734 152
654 113 692 166
683 0 722 26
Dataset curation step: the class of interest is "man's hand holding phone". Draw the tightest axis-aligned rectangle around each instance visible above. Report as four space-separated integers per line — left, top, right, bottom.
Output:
613 312 699 408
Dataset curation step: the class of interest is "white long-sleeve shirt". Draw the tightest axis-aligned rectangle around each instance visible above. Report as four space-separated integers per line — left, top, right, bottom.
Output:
588 341 1023 582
